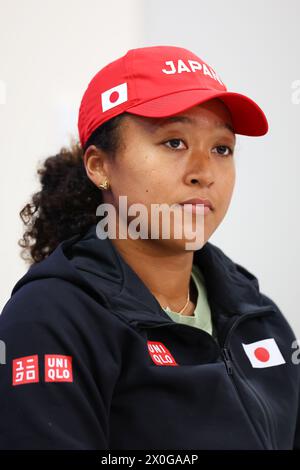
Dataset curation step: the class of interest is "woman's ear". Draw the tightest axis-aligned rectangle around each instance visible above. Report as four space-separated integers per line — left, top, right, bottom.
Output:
83 145 110 187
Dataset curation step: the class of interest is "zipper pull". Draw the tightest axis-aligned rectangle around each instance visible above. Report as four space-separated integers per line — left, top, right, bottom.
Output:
222 347 233 375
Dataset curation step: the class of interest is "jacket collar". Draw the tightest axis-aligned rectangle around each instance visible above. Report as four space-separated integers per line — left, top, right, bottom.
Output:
11 223 274 329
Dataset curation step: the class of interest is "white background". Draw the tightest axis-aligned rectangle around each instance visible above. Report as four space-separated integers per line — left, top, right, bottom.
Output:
0 0 299 335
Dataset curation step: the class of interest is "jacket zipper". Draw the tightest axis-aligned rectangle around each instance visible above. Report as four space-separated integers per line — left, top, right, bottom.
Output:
137 306 277 450
221 308 277 449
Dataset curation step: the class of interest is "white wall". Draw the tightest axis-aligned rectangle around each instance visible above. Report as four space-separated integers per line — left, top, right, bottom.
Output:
0 0 143 302
142 0 300 335
1 0 299 337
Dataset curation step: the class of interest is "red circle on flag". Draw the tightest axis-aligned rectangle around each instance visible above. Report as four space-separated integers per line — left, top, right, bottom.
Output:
109 91 119 103
254 347 270 362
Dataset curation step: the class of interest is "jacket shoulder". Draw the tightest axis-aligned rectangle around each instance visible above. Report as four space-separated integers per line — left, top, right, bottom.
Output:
0 277 122 334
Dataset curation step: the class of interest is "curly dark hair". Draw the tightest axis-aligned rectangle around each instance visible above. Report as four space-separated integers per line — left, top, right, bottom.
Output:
18 113 128 265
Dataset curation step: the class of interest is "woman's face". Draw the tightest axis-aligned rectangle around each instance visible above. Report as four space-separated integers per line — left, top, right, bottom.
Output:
87 98 236 251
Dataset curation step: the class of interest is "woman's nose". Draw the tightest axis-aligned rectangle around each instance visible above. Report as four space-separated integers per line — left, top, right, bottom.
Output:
185 152 215 187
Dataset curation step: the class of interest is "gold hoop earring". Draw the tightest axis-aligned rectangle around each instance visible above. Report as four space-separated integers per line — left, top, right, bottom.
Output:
98 178 110 190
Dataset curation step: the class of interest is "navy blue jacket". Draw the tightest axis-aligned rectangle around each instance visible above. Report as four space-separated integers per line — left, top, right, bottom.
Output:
0 223 299 450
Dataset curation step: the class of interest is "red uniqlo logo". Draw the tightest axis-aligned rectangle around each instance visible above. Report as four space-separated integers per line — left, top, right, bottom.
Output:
45 355 73 382
147 341 178 366
12 355 39 385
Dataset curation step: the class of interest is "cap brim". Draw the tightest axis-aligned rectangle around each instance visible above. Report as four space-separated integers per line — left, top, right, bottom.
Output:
125 89 268 136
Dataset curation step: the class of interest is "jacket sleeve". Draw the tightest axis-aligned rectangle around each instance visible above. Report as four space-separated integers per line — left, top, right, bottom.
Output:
0 279 122 450
293 388 300 450
259 292 300 449
292 341 300 449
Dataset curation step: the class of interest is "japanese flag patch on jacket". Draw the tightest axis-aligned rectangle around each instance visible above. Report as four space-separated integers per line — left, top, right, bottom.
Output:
242 338 286 368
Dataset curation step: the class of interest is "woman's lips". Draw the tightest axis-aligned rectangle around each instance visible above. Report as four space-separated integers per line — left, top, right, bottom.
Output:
179 203 212 215
178 198 213 215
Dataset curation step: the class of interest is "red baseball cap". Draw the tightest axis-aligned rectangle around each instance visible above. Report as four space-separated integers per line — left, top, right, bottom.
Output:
78 45 269 148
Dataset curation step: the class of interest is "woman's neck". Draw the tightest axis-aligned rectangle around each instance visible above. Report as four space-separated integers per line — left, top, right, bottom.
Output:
110 236 197 315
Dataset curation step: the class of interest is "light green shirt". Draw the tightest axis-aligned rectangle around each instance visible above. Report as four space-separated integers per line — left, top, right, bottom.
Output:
162 264 213 336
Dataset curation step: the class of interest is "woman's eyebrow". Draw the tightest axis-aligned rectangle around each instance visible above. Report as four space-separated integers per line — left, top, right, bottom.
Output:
148 115 235 137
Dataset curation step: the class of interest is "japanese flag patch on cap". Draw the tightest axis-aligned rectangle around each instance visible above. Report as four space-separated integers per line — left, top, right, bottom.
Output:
101 82 128 112
242 338 286 368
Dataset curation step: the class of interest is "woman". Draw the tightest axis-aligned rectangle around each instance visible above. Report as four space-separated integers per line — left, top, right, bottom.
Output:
0 45 299 450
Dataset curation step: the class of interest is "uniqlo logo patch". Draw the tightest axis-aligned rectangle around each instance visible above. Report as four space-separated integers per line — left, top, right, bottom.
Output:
101 82 128 112
242 338 286 368
45 355 73 382
147 341 178 366
13 355 39 386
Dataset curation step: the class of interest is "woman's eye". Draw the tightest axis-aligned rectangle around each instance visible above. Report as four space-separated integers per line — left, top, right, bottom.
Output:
212 145 233 157
163 140 234 156
164 139 186 150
